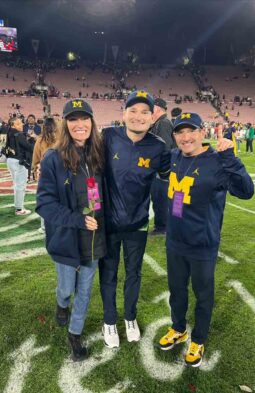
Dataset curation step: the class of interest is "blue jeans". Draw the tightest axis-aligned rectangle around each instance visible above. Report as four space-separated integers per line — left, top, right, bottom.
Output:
7 157 28 210
55 261 98 335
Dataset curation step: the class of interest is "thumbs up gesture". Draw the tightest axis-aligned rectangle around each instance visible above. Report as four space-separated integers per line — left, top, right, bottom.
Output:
216 124 234 152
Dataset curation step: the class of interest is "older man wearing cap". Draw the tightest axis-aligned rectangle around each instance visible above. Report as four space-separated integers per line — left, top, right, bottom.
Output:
99 90 171 348
159 112 254 367
150 97 175 235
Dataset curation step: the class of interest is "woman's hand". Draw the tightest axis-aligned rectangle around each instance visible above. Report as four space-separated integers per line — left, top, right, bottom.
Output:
85 215 98 231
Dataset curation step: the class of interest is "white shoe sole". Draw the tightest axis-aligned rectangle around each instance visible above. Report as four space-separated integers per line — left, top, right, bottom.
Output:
160 335 189 351
102 327 120 348
186 357 203 368
127 336 140 343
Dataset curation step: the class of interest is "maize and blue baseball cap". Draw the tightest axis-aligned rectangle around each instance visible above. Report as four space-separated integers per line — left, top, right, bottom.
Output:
173 112 203 132
63 99 93 119
125 90 154 112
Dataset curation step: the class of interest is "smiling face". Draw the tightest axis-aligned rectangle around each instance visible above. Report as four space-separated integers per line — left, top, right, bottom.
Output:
66 112 92 146
173 126 206 156
123 102 153 137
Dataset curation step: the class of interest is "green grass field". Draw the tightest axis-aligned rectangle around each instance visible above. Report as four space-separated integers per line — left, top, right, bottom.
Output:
0 145 255 393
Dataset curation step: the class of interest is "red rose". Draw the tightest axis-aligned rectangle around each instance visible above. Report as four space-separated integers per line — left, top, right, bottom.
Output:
86 177 96 188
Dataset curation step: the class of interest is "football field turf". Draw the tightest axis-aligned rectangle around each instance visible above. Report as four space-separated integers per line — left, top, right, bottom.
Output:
0 146 255 393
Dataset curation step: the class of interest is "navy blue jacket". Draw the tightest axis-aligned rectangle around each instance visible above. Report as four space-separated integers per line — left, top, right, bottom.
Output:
166 146 254 260
103 126 170 232
36 149 94 267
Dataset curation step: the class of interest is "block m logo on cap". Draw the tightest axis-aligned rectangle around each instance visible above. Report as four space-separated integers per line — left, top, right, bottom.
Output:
181 113 191 119
72 100 83 108
136 91 148 98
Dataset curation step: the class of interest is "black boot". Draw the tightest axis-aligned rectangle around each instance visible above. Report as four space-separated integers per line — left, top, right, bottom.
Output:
55 304 69 326
68 332 88 361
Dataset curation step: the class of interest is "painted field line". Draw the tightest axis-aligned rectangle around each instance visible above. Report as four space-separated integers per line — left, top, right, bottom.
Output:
0 232 44 247
228 280 255 314
0 191 36 196
226 202 255 215
218 251 239 265
0 247 47 263
0 272 10 280
0 176 12 181
0 213 39 233
0 201 36 209
143 253 167 276
149 203 154 219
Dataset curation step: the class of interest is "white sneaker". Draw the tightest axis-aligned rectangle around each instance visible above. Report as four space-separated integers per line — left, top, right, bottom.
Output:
102 323 120 348
15 209 31 216
37 228 45 234
125 319 141 342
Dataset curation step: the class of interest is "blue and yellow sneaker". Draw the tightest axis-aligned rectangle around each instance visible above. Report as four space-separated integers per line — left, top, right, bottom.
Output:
159 327 189 350
185 341 204 367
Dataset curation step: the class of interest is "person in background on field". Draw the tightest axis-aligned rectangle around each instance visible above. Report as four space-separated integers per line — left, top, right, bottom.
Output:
5 116 33 215
245 123 254 153
32 117 59 233
150 97 175 235
223 121 237 156
36 99 106 361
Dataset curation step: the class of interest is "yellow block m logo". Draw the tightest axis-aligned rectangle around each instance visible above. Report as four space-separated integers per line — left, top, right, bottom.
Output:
168 172 194 204
72 100 83 108
181 113 191 119
138 157 150 168
136 91 148 98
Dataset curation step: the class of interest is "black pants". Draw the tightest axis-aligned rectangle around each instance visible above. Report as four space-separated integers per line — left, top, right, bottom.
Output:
99 230 148 324
151 178 169 231
246 139 253 152
167 249 217 344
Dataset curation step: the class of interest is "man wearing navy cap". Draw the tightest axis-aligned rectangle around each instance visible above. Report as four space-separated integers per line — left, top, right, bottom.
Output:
99 90 171 348
159 112 254 367
150 97 175 235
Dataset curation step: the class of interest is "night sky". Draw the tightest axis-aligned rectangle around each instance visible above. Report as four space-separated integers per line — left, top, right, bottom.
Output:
0 0 255 64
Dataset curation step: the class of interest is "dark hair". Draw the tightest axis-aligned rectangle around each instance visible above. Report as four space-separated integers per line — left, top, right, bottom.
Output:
41 117 58 146
171 107 182 118
8 116 23 127
27 114 36 120
55 117 104 174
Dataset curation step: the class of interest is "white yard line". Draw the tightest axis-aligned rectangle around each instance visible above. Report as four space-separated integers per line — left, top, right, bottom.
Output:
143 253 167 276
3 336 49 393
218 251 239 265
0 271 11 280
0 247 47 263
0 213 39 233
0 201 36 209
226 202 255 215
0 232 44 247
228 280 255 314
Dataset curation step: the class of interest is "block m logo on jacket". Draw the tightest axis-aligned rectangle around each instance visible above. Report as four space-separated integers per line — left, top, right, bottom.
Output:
168 172 194 204
138 157 150 168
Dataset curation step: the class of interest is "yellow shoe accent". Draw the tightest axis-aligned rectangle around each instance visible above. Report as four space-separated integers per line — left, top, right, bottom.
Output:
159 327 189 351
185 342 204 367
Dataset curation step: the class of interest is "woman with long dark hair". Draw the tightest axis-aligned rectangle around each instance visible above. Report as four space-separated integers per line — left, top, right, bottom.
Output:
32 117 58 169
36 99 106 361
32 117 59 232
